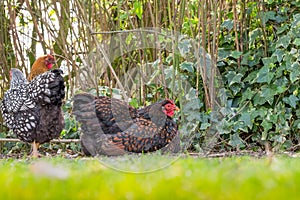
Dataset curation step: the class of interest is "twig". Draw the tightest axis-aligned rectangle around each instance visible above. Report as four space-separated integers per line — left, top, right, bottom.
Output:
0 138 80 143
90 29 172 38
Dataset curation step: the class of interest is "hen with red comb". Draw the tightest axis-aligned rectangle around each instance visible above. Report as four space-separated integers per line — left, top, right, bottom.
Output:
72 93 180 156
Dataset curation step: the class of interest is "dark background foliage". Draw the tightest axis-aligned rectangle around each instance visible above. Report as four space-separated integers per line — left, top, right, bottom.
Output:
0 0 300 153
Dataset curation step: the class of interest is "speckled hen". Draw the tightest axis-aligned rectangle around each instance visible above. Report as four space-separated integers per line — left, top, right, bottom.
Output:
1 68 65 157
73 93 180 156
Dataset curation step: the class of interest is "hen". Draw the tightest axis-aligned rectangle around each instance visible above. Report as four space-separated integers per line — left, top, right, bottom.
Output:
28 54 55 81
1 68 65 157
72 93 180 156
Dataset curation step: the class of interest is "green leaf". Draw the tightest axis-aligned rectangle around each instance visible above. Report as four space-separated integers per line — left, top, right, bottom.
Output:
244 70 258 83
129 98 139 108
273 79 288 94
272 49 285 62
261 11 276 25
200 123 211 130
180 62 194 73
276 24 289 34
166 55 173 64
260 86 276 105
229 133 244 148
186 113 202 122
293 38 300 46
217 119 232 135
276 35 291 49
241 88 255 101
133 2 143 19
182 98 202 112
225 71 243 86
251 107 267 120
119 12 129 20
240 112 252 129
230 84 242 95
218 48 231 60
253 92 267 105
230 51 243 59
262 57 276 67
289 62 300 83
290 48 297 54
261 120 272 139
256 66 274 84
178 39 191 56
283 95 299 108
221 19 234 31
249 28 262 44
272 135 286 143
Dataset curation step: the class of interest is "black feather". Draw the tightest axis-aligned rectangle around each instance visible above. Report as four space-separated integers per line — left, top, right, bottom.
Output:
0 68 65 144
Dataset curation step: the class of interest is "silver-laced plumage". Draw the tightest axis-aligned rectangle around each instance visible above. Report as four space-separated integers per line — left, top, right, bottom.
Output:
1 68 65 156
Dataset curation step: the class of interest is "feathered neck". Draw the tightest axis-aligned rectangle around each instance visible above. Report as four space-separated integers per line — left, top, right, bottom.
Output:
10 68 28 89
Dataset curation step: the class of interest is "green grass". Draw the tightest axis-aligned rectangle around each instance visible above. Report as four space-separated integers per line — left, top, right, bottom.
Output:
0 154 300 200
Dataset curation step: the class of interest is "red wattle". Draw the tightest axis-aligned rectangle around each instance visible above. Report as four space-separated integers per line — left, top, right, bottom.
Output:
47 63 53 69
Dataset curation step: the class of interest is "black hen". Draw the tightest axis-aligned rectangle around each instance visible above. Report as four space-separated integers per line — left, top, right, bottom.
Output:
1 68 65 157
73 93 179 156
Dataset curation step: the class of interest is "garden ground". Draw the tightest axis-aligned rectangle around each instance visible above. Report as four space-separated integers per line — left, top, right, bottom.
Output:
0 153 299 200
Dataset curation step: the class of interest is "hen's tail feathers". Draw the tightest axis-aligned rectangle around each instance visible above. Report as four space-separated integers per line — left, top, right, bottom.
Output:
72 93 100 156
72 93 128 156
48 69 65 105
29 69 65 105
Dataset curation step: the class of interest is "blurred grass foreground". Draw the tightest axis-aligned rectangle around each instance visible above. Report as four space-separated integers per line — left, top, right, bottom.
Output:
1 154 300 200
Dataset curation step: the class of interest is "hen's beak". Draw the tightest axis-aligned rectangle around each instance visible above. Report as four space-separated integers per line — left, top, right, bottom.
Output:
175 106 180 111
49 59 56 64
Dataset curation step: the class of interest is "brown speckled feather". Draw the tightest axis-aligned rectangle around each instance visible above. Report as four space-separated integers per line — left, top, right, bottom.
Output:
73 93 179 156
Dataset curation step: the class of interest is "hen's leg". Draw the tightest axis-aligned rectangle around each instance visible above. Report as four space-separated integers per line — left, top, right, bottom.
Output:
31 141 41 158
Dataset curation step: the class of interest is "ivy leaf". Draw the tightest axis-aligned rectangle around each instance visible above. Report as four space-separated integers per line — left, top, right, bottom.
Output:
290 48 297 54
178 39 191 56
261 120 272 140
256 65 274 84
290 62 300 83
283 95 299 108
221 19 234 31
272 49 285 62
241 87 255 102
225 71 243 86
249 28 262 44
293 38 300 46
230 51 243 59
217 119 232 135
276 24 289 34
260 86 276 105
182 98 202 112
251 107 268 119
262 57 276 67
240 112 252 129
230 84 242 95
273 77 288 94
244 70 258 83
200 122 211 130
253 92 267 105
276 35 291 49
180 62 194 73
261 11 276 25
229 133 244 148
186 112 202 122
218 48 231 60
273 135 286 143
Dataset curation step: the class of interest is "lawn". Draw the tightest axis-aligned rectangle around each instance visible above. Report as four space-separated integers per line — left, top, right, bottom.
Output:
0 154 299 200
